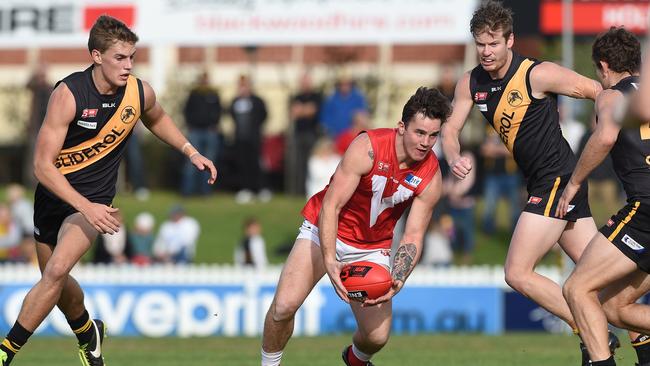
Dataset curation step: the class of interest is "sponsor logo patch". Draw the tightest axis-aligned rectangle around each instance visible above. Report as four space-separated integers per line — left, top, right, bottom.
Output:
477 104 488 112
528 196 542 205
607 219 615 227
76 120 97 129
81 108 98 118
404 173 422 188
567 205 575 212
474 92 488 102
622 234 644 252
380 249 391 257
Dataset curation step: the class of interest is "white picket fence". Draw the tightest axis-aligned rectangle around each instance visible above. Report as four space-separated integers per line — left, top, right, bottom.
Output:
0 263 564 287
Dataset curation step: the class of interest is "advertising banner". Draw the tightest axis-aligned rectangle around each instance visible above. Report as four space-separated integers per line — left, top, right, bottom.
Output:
0 282 502 337
0 0 477 48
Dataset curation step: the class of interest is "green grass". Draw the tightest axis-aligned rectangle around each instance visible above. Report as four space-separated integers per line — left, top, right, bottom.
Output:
12 333 636 365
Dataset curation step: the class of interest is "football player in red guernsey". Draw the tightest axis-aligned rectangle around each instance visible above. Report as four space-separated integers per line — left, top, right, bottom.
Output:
260 87 449 366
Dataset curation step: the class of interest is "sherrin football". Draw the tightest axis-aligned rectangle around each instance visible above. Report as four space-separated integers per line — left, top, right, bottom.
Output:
340 261 392 300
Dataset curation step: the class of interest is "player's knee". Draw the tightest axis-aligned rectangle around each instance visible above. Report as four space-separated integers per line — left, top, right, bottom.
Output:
504 267 530 295
359 329 390 351
271 298 302 322
42 261 70 285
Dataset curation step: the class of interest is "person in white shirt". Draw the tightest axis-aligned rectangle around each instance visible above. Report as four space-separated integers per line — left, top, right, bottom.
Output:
305 138 341 198
153 204 200 264
234 217 268 270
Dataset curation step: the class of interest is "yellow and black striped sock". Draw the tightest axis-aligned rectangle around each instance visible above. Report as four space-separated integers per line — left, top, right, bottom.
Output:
68 310 94 346
0 321 33 361
632 334 650 365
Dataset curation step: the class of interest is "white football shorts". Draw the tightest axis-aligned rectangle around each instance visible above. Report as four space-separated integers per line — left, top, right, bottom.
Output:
297 219 391 268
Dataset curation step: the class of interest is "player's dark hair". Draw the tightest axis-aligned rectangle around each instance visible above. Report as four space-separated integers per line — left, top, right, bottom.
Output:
470 0 514 39
401 87 452 127
592 27 641 74
88 15 139 54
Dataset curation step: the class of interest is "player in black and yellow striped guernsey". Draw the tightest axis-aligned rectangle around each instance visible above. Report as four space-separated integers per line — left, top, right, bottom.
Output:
0 16 217 366
441 2 627 364
559 27 650 366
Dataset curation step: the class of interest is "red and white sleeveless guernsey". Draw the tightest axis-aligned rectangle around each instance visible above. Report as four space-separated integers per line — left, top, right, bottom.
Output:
301 128 439 250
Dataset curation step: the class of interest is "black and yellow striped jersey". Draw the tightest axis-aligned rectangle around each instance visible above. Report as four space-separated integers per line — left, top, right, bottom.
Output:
608 76 650 202
469 53 576 190
37 66 144 203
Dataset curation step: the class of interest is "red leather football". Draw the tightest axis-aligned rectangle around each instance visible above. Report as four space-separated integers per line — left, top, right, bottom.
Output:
339 261 392 300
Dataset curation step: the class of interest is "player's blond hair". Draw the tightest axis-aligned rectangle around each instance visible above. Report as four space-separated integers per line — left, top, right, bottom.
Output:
470 0 514 39
88 15 138 54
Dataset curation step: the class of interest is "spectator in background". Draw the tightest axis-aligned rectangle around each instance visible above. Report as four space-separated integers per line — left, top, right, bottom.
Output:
305 137 341 198
129 212 155 266
319 75 367 138
287 73 322 195
0 204 21 261
578 115 620 212
436 64 459 101
24 66 52 188
234 217 268 270
559 102 587 154
480 127 521 234
6 184 36 264
335 110 371 155
92 211 128 264
230 75 269 204
445 151 477 265
153 204 200 264
420 215 453 267
125 124 150 201
182 71 222 196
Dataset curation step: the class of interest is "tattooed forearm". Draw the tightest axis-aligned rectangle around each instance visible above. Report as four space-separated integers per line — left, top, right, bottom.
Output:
368 149 374 162
392 243 417 282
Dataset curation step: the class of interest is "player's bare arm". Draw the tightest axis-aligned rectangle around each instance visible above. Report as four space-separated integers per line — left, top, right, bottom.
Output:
529 61 602 100
556 89 623 218
364 169 442 306
442 72 474 179
33 83 120 234
140 80 217 184
319 133 374 302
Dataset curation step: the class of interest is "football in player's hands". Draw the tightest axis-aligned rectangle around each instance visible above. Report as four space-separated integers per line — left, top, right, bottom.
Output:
339 261 392 301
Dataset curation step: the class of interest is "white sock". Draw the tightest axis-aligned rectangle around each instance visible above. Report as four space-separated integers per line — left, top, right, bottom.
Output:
352 343 372 362
261 348 283 366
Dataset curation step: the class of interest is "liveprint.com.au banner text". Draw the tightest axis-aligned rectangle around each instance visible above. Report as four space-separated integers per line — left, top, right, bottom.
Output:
0 283 503 337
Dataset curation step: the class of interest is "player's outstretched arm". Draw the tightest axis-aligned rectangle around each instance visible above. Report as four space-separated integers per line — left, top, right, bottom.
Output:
442 72 474 179
33 83 120 234
556 89 622 218
319 133 374 303
363 169 442 306
529 61 602 100
141 81 217 184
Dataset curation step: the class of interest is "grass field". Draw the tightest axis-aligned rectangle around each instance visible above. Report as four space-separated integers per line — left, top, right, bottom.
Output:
12 333 636 365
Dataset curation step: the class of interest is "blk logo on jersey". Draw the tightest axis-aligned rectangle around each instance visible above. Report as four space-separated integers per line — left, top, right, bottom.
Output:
404 173 422 188
81 109 98 118
102 102 116 108
474 92 488 102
